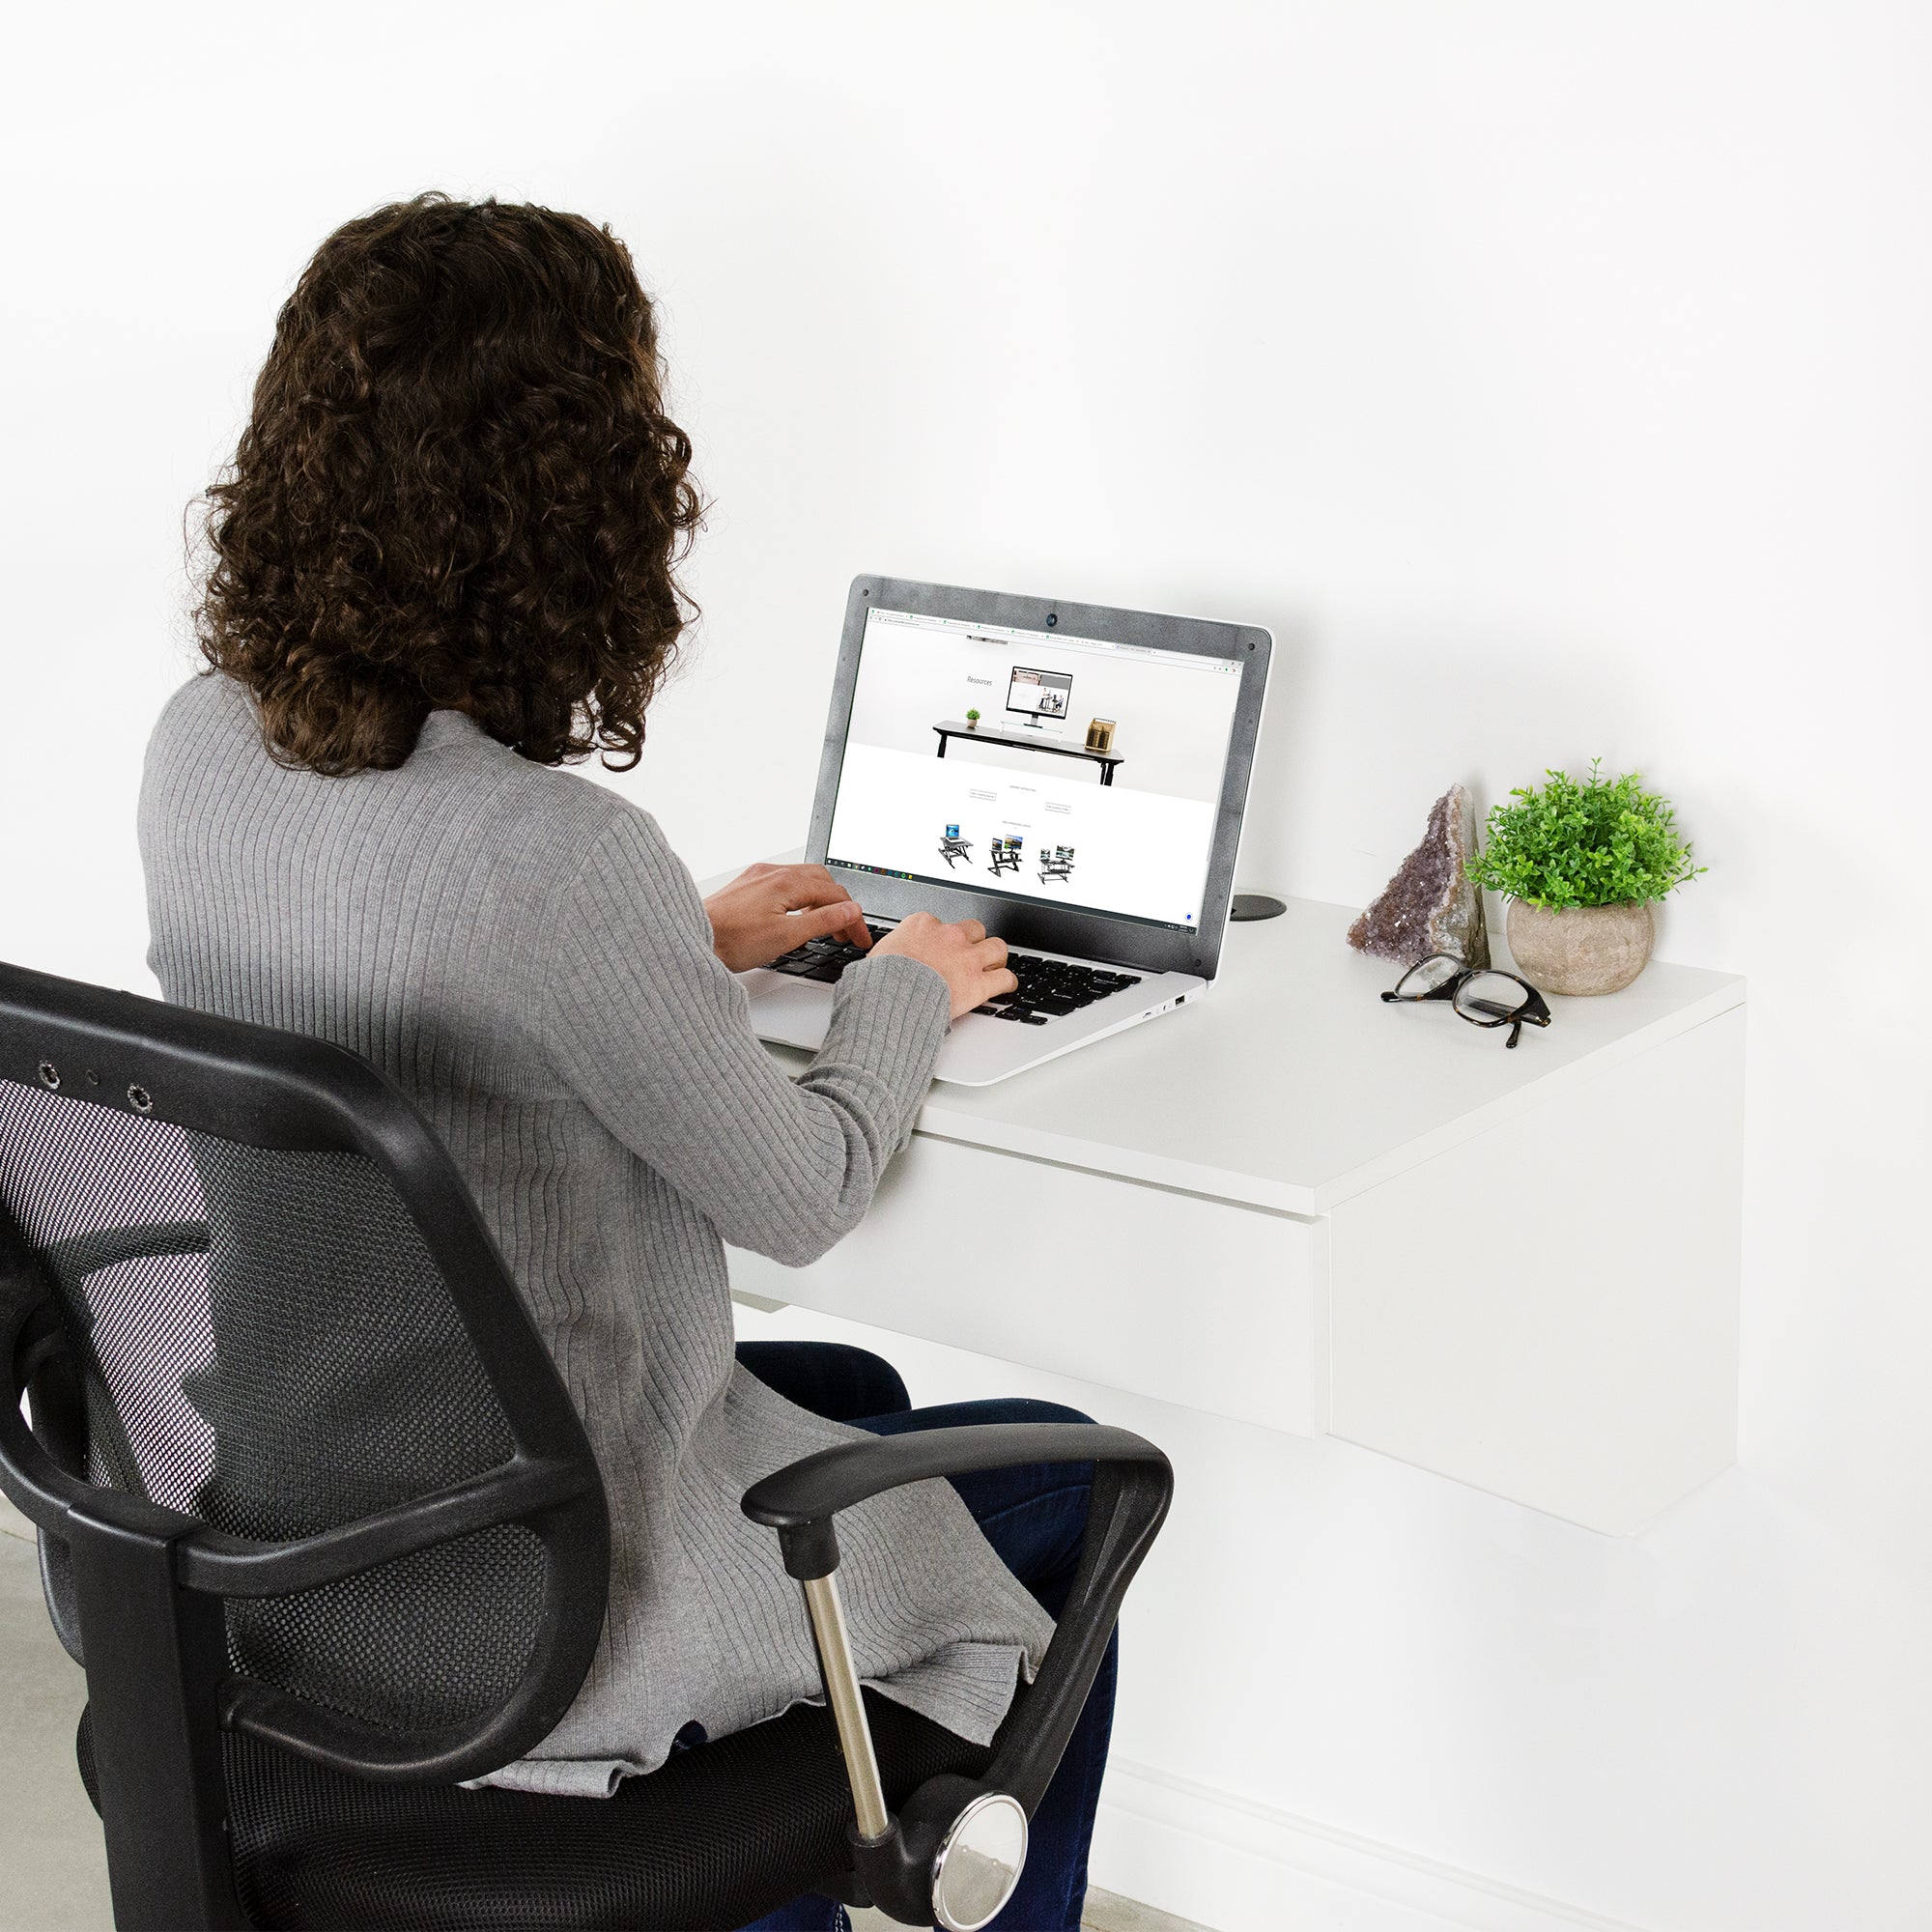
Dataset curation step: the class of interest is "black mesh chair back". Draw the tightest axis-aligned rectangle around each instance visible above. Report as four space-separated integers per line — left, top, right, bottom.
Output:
0 959 609 1926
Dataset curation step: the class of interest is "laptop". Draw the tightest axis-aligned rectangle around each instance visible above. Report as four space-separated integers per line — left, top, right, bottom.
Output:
741 576 1272 1085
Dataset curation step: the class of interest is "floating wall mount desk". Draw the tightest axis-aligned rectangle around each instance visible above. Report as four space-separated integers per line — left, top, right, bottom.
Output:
724 888 1744 1535
931 720 1126 785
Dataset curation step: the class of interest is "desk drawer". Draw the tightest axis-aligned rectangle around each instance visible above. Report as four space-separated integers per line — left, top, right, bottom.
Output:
728 1133 1325 1435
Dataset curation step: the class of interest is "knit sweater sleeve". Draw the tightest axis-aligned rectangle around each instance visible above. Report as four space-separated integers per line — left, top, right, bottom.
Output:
544 808 949 1264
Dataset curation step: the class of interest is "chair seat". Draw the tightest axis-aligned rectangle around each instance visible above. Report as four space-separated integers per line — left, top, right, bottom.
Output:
81 1693 989 1931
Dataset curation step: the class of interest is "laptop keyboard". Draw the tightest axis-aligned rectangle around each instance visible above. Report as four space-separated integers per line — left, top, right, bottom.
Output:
980 953 1143 1025
766 925 895 981
765 928 1142 1026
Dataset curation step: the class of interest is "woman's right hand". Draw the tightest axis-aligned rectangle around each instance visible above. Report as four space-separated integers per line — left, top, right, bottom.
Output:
872 912 1017 1021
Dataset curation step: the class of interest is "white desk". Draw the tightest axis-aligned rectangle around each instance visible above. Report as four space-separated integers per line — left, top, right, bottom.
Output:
725 894 1744 1535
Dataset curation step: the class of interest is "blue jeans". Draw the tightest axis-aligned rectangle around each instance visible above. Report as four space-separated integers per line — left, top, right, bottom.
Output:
735 1342 1118 1932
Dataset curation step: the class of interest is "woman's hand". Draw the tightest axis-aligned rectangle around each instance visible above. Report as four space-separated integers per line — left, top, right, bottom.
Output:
703 864 872 972
873 912 1018 1020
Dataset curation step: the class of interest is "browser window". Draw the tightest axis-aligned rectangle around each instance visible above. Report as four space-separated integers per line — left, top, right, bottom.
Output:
825 608 1243 929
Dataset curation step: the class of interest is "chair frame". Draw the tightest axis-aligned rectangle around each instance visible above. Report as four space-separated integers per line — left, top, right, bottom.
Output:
745 1424 1171 1925
0 960 611 1930
0 959 1174 1932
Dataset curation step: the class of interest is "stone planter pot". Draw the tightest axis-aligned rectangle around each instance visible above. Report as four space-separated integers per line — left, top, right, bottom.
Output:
1505 899 1654 996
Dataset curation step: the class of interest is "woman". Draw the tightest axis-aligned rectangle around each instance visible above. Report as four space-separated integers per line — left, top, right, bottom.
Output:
141 193 1117 1931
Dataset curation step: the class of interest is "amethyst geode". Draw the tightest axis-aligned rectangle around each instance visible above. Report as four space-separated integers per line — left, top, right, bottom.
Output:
1347 783 1491 968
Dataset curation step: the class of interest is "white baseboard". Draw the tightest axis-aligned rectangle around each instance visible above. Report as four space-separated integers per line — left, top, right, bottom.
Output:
1090 1758 1649 1932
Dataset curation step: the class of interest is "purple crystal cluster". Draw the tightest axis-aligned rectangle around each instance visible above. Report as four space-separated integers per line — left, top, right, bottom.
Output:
1348 783 1491 968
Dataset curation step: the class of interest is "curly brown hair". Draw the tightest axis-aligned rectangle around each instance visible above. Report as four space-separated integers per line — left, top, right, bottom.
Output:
196 194 701 775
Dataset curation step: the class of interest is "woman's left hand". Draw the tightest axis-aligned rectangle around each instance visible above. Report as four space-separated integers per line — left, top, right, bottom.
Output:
703 863 872 972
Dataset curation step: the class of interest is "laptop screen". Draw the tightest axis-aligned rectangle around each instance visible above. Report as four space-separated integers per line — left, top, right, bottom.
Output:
825 607 1245 932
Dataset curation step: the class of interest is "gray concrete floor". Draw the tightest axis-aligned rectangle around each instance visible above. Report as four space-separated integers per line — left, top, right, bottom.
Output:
0 1503 112 1930
0 1498 1203 1932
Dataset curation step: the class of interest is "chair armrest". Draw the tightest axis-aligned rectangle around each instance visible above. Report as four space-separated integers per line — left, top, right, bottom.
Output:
743 1422 1173 1927
1 1240 609 1785
743 1421 1165 1580
6 1257 596 1596
176 1455 595 1594
6 1223 209 1670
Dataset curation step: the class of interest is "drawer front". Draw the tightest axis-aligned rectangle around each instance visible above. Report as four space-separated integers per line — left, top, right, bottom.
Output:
728 1133 1326 1435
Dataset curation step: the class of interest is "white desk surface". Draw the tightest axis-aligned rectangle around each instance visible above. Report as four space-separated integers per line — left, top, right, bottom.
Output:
714 868 1744 1217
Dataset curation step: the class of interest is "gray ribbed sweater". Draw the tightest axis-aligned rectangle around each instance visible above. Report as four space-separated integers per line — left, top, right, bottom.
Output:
138 674 1053 1796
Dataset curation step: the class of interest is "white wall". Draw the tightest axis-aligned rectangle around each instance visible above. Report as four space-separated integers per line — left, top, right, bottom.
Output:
3 6 1928 1928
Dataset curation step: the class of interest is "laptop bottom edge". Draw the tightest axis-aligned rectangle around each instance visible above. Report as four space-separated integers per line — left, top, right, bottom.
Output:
741 963 1208 1086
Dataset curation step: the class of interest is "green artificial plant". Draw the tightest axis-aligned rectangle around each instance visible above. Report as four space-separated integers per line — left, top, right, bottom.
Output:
1464 761 1704 910
965 708 980 724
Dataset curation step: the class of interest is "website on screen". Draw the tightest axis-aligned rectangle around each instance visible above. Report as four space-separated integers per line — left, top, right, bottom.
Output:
825 608 1242 929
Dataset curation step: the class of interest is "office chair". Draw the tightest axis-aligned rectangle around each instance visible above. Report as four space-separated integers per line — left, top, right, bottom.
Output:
0 959 1172 1932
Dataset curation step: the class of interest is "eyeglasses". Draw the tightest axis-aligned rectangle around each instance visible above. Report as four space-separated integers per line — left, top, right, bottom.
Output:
1380 954 1552 1048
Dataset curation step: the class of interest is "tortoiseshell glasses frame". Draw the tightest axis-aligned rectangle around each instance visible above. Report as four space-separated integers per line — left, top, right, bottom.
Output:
1380 953 1552 1049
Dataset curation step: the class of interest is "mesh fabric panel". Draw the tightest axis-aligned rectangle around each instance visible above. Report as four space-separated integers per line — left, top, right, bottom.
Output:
0 1074 542 1733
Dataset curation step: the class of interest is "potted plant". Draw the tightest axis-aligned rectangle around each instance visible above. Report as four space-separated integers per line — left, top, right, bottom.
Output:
1464 762 1703 995
965 708 981 729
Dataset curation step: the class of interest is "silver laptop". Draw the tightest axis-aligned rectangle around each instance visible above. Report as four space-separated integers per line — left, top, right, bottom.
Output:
741 576 1272 1085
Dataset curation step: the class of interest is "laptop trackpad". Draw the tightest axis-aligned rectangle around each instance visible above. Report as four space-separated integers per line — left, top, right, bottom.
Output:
741 971 836 1052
